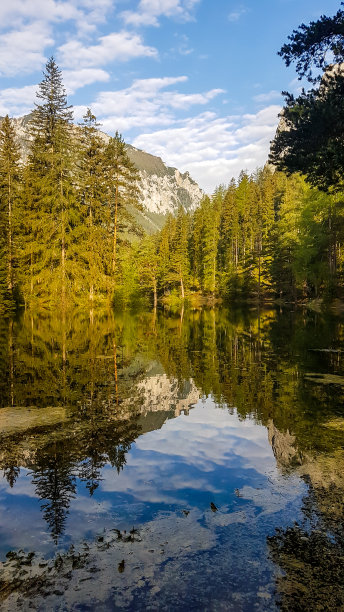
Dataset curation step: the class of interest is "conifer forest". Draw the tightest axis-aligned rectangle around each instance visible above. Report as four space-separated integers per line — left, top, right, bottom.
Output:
1 53 343 314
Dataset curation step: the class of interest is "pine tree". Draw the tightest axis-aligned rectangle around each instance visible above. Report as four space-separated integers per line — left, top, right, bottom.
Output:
202 189 223 295
171 207 190 299
0 115 21 312
250 167 276 299
75 109 110 302
137 234 159 308
24 57 75 306
104 132 141 278
157 214 175 294
269 173 305 299
189 204 204 290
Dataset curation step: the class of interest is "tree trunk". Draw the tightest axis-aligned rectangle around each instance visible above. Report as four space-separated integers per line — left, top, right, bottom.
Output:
30 250 33 299
61 172 66 307
62 229 66 306
180 274 185 299
212 241 216 295
9 319 14 407
7 171 13 295
258 234 262 301
112 184 118 274
89 205 94 302
153 279 157 310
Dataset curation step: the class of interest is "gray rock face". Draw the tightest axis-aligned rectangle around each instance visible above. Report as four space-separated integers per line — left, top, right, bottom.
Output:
2 115 203 222
126 144 203 215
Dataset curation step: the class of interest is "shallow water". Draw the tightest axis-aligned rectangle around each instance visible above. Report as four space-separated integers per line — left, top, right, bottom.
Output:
0 307 343 610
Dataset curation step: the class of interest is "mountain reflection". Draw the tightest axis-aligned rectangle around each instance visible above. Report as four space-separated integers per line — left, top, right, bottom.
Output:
0 307 343 609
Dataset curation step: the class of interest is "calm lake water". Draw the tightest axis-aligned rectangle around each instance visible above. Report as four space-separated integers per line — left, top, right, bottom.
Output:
0 307 343 610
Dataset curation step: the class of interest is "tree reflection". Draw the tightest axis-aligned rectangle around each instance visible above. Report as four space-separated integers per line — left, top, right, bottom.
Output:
1 305 344 546
31 452 76 545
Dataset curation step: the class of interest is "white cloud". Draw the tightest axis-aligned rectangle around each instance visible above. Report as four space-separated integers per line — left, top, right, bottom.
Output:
0 0 117 77
73 74 278 192
63 68 110 94
0 85 37 116
121 0 200 27
58 31 157 69
0 22 53 76
0 0 113 29
77 76 224 131
132 105 281 192
0 0 79 28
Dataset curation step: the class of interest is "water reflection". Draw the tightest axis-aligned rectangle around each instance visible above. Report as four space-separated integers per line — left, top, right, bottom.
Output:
0 307 343 609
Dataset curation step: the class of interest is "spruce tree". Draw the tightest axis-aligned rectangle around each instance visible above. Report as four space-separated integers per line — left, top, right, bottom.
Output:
202 188 222 295
24 57 75 306
171 207 190 299
218 179 238 293
0 115 21 312
75 109 110 302
137 234 159 308
104 132 141 278
158 214 175 295
189 204 204 290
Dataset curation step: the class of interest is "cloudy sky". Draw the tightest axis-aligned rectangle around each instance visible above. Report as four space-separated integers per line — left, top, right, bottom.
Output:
0 0 340 192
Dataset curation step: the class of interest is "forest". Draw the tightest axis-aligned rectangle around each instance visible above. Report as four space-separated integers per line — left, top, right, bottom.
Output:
1 3 344 313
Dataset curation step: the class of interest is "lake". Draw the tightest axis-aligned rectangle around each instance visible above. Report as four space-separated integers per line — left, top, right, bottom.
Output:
0 306 343 610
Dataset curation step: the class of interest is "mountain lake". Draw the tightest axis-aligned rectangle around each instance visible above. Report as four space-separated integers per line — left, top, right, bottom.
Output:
0 306 343 610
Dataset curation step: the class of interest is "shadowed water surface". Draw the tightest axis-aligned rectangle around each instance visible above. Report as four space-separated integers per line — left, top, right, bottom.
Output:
0 307 343 610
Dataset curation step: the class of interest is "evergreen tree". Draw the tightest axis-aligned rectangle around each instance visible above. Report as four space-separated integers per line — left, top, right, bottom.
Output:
137 234 160 308
189 204 204 290
202 191 222 295
157 214 175 295
104 132 141 277
171 207 190 299
75 109 110 302
23 57 76 306
252 166 276 298
218 178 237 280
0 116 21 311
269 174 305 299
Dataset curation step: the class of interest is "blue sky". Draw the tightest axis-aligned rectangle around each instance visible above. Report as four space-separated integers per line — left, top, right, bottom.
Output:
0 0 340 192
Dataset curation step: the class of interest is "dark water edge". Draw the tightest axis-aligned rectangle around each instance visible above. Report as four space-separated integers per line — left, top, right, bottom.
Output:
0 306 343 610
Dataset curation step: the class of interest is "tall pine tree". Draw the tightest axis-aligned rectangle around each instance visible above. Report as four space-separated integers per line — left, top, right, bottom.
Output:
0 115 21 312
75 109 111 302
23 57 75 306
104 132 141 278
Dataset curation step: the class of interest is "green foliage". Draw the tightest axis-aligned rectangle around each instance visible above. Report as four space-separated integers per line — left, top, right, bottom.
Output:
278 3 344 83
22 57 76 307
104 131 142 278
270 72 344 192
120 166 344 306
271 5 344 192
75 108 111 302
0 59 142 313
136 234 159 307
0 116 21 312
